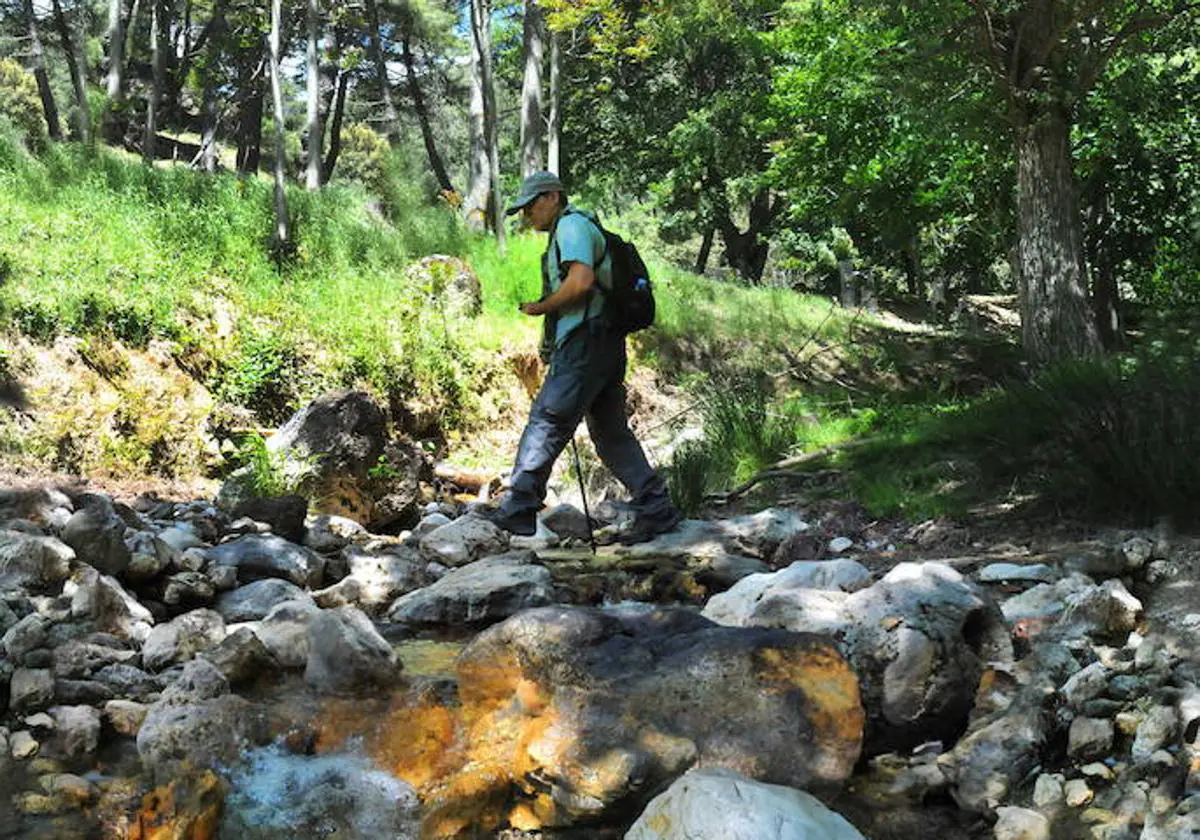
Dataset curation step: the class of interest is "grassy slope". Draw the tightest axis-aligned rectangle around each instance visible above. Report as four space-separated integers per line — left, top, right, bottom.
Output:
3 140 948 488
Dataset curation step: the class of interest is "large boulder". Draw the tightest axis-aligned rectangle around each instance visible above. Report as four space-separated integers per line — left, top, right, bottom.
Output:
60 495 131 577
706 561 1013 756
304 606 401 694
419 605 864 835
840 563 1013 755
231 495 308 544
248 598 322 668
0 529 74 592
625 768 866 840
205 534 325 589
136 658 267 782
386 551 554 627
251 390 430 530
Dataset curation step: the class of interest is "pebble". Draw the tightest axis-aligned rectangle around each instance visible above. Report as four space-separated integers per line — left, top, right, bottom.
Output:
11 729 39 760
1066 779 1095 807
828 536 853 554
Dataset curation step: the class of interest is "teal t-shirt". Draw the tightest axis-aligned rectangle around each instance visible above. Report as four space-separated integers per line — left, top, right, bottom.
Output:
545 205 612 346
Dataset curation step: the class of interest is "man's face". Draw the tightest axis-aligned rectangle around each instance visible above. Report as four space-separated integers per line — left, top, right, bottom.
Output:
523 191 560 232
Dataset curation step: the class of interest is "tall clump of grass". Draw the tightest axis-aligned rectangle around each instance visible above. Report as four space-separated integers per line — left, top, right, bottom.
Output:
664 371 801 515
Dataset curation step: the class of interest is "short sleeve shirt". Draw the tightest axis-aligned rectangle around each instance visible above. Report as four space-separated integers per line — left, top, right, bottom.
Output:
546 205 612 346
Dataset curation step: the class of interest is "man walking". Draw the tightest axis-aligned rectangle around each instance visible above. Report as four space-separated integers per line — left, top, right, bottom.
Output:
484 171 681 544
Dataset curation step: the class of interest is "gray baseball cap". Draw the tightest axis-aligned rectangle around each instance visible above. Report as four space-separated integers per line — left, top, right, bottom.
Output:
505 171 564 215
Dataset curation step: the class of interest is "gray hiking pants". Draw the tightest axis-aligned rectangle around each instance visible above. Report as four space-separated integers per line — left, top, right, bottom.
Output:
503 320 674 520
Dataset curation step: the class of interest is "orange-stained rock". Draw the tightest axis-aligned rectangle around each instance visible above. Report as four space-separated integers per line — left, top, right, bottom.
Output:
420 606 864 837
127 770 227 840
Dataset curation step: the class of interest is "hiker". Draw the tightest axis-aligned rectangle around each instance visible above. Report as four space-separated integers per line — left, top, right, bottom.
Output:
483 171 682 544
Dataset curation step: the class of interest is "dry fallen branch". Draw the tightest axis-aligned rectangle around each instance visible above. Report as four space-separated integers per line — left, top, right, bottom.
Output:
705 437 879 505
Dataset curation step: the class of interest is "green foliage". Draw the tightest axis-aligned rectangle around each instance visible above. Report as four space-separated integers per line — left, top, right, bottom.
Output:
334 123 391 191
0 140 485 429
232 434 314 498
0 58 47 151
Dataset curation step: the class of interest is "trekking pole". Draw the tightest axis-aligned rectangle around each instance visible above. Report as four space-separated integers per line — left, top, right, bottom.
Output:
569 437 597 555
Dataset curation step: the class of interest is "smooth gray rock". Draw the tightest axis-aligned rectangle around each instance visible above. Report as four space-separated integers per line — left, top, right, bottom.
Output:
61 496 130 577
386 551 554 627
205 535 325 589
249 598 321 669
702 559 872 628
418 514 510 567
64 567 154 643
216 578 310 623
624 767 866 840
304 606 400 694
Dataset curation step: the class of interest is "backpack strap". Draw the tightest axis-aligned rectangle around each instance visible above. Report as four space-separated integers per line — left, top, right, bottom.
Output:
550 209 610 316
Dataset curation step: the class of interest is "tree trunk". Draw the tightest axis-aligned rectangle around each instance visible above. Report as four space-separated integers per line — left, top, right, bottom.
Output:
471 0 505 252
464 0 491 230
304 0 322 189
50 0 91 143
236 69 264 175
717 192 773 284
102 0 125 140
364 0 402 147
143 0 166 163
268 0 290 251
23 0 62 141
694 226 714 274
547 30 560 174
402 34 454 194
322 65 348 183
1013 106 1102 365
519 0 545 177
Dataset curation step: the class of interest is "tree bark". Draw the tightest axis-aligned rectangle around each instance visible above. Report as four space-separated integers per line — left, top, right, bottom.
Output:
471 0 505 252
1013 106 1102 365
143 0 166 163
464 0 491 230
519 0 545 177
103 0 126 140
305 0 322 189
236 65 264 175
402 34 454 194
365 0 402 148
321 66 348 183
695 226 714 274
717 191 773 284
200 78 218 172
268 0 290 251
50 0 91 143
547 29 560 174
23 0 62 141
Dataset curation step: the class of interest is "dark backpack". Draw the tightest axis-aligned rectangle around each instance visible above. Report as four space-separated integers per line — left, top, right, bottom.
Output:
553 211 656 335
595 225 656 335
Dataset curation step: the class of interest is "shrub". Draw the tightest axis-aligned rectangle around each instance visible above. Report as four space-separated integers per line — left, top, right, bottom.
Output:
0 59 46 150
335 123 390 192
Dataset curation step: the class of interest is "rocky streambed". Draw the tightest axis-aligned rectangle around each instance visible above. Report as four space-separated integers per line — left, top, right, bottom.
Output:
1 484 1199 840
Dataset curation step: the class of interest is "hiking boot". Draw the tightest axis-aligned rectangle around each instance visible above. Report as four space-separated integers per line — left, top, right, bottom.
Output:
479 506 537 537
617 509 683 546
